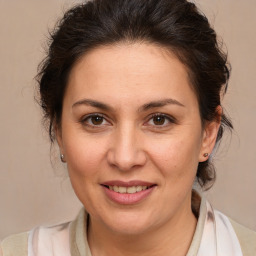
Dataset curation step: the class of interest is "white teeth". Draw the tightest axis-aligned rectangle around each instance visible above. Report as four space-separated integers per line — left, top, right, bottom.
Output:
108 185 149 194
118 186 127 193
127 186 136 194
136 186 142 192
113 186 119 192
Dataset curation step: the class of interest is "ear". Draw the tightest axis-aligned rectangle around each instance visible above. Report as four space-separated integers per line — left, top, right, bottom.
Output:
55 123 64 155
199 106 222 162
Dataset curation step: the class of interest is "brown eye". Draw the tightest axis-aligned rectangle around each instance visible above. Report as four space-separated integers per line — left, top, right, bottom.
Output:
82 114 109 127
152 115 166 125
146 114 175 127
91 115 104 125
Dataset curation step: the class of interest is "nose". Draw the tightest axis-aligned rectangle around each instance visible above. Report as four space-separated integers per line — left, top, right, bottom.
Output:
107 124 147 171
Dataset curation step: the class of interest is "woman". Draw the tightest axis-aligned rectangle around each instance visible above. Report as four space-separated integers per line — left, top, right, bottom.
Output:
1 0 255 255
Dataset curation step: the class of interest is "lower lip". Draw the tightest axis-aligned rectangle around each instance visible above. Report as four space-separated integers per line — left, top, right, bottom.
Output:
102 186 155 205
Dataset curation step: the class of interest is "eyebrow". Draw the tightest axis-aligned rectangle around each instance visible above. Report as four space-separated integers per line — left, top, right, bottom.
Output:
139 98 185 112
72 99 113 111
72 98 184 111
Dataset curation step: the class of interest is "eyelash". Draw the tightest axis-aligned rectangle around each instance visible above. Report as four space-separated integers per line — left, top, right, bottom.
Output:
146 113 176 127
80 113 110 127
80 113 176 128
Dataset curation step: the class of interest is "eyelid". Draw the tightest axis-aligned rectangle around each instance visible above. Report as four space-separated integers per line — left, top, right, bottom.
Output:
79 112 176 128
80 113 111 127
144 113 177 126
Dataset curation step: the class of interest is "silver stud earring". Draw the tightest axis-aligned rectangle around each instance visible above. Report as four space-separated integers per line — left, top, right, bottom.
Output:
60 154 66 163
203 153 209 157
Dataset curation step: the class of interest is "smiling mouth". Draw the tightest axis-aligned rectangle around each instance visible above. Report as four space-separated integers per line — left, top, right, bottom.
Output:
102 185 156 194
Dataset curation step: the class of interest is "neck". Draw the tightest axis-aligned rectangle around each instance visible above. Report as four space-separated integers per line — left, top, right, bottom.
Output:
87 198 197 256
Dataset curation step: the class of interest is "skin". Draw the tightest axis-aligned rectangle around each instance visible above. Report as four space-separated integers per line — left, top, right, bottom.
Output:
57 42 220 256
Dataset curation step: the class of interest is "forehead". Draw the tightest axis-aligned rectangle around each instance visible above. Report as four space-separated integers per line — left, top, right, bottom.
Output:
66 42 197 108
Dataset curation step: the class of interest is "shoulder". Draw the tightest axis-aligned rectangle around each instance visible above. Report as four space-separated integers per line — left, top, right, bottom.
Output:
0 222 71 256
0 210 86 256
0 232 28 256
229 218 256 256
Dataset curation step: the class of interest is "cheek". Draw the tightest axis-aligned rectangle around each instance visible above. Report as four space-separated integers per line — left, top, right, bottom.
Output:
62 133 109 210
63 133 107 178
147 133 202 178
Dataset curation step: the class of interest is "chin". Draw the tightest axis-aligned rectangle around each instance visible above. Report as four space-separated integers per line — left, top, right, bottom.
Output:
110 221 153 236
101 209 159 235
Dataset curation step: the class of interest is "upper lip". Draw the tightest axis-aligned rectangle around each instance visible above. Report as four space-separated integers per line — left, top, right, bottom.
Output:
101 180 156 187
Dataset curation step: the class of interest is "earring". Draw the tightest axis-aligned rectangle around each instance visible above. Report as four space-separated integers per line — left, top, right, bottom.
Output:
203 153 209 157
60 154 66 163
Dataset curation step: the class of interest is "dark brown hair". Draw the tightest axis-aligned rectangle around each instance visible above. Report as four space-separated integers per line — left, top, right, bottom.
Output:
37 0 233 189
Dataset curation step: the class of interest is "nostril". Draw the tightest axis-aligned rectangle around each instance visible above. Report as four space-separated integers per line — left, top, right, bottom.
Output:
107 148 147 172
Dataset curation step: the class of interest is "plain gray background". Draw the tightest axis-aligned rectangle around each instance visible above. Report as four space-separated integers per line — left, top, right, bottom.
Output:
0 0 255 240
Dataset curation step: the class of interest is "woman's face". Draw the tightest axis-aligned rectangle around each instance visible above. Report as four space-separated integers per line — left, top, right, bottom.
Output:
57 43 218 235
